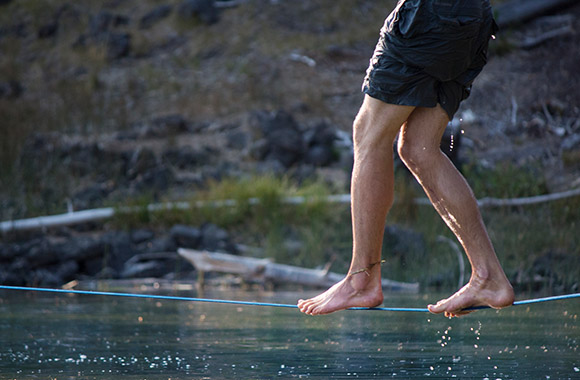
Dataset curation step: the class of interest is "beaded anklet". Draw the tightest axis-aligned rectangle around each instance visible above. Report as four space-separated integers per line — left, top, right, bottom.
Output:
348 260 386 277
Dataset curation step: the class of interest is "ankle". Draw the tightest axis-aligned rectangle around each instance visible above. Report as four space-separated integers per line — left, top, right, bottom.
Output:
348 260 385 277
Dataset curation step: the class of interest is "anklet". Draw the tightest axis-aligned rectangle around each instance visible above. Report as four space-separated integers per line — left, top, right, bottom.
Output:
348 260 385 277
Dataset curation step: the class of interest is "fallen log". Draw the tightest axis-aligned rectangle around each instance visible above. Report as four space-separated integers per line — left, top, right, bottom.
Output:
4 188 580 233
494 0 577 28
177 248 420 292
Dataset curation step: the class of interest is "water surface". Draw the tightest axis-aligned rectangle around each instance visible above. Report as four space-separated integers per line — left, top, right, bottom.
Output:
0 287 578 379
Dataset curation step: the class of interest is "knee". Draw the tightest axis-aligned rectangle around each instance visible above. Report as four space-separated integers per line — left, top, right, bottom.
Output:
352 111 396 156
397 138 437 175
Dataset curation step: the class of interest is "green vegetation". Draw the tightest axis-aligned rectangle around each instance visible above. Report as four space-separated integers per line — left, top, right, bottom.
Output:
109 171 579 293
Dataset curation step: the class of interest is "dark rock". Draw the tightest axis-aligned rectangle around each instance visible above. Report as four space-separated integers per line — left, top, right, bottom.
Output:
132 165 174 192
56 260 80 282
226 130 249 150
304 122 336 147
8 257 29 274
0 270 24 286
89 11 114 36
178 0 219 25
94 266 118 279
140 236 177 253
127 147 158 179
131 229 155 244
305 145 334 166
80 256 105 277
107 32 131 60
0 80 23 99
170 224 202 248
72 183 111 210
248 138 270 161
37 22 58 39
523 117 547 139
89 11 129 37
200 223 235 252
100 231 135 273
62 142 104 176
26 239 60 268
0 22 27 38
143 114 191 138
32 268 63 287
61 236 103 262
287 164 316 184
140 4 173 29
251 110 305 168
162 146 210 169
0 243 17 261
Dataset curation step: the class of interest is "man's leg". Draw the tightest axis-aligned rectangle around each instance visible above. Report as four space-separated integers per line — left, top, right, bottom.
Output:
397 105 514 317
298 96 414 315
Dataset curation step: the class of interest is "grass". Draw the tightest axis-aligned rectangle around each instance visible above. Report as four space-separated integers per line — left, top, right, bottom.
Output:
107 170 579 293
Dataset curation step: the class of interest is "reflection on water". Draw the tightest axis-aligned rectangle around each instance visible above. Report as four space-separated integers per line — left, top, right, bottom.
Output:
0 287 578 379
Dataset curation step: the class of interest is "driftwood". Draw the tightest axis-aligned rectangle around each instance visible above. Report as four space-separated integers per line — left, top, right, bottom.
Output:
3 188 580 233
178 248 420 292
477 187 580 208
494 0 577 28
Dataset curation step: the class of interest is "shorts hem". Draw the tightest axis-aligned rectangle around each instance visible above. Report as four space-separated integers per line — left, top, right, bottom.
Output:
363 86 458 120
362 86 437 109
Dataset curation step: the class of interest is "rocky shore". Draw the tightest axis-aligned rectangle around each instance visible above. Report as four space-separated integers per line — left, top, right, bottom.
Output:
1 0 579 291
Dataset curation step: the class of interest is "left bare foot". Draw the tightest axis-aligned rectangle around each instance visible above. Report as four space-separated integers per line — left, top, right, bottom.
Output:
428 272 514 318
297 263 383 315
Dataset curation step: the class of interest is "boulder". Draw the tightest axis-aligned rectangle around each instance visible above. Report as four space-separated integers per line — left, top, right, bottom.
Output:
60 236 103 262
126 147 158 179
32 268 63 287
178 0 219 25
140 4 173 29
100 232 135 273
200 223 236 253
89 11 129 37
0 80 23 99
170 224 202 248
37 22 58 38
251 110 306 168
25 239 60 268
162 146 211 169
131 229 155 244
107 32 131 60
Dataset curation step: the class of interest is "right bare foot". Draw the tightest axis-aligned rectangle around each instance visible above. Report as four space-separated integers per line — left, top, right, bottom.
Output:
428 271 514 318
297 268 383 315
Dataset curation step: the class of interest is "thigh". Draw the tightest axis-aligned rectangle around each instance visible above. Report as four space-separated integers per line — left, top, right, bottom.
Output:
398 104 450 151
354 95 415 149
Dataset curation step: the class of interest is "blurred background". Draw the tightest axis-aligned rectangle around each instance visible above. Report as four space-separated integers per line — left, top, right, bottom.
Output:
0 0 578 294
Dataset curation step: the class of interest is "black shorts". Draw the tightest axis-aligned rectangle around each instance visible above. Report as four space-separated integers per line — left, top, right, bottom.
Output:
362 0 498 120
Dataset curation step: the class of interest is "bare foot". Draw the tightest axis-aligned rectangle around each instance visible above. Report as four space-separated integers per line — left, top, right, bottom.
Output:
428 273 514 318
297 270 383 315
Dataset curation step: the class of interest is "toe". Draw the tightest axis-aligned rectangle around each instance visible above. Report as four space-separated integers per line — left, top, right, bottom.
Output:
427 301 446 314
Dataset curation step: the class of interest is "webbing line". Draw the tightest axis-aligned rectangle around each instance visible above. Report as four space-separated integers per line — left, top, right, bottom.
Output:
0 285 578 312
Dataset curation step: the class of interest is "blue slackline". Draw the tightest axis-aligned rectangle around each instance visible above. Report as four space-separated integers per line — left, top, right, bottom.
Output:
0 285 578 312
